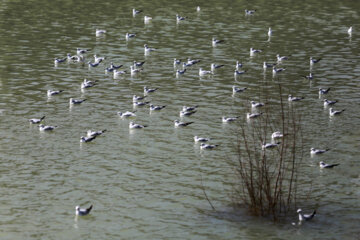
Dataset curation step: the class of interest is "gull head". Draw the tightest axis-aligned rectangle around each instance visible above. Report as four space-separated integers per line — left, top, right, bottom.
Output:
297 209 302 213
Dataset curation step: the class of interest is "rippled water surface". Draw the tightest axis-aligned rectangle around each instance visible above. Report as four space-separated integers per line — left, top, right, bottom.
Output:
0 0 359 239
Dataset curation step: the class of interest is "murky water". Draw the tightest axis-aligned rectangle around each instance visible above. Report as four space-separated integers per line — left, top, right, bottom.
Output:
0 0 359 239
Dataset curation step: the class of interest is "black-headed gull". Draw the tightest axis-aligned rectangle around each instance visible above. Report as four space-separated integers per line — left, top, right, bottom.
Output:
174 120 194 127
187 58 201 65
310 148 330 155
75 205 93 216
323 99 337 107
234 69 247 76
288 95 304 102
245 9 256 15
132 8 142 16
235 61 243 70
133 95 147 102
94 55 106 63
273 66 286 74
348 26 352 35
144 16 152 23
200 143 219 149
180 110 197 117
144 86 158 94
134 61 145 67
150 104 166 111
301 73 314 80
81 79 97 89
182 105 198 112
47 90 63 97
29 116 45 124
95 29 106 37
129 121 148 129
222 116 239 123
118 111 137 118
211 63 225 72
125 33 136 40
212 37 224 46
76 48 90 55
199 68 212 76
329 108 345 116
247 112 263 119
70 98 87 105
268 27 272 37
271 131 283 139
319 88 330 95
80 135 97 143
263 62 276 69
39 124 57 131
54 57 66 64
194 136 211 142
262 142 280 150
113 69 127 77
310 57 321 65
110 63 122 69
87 129 106 137
319 161 340 169
88 61 100 68
133 101 150 107
196 6 201 12
250 48 262 55
176 69 186 76
144 44 156 53
251 101 264 108
176 14 187 22
276 54 289 62
233 86 247 93
297 209 316 221
130 66 143 75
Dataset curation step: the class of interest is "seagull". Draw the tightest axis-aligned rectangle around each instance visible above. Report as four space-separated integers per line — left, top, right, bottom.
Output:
251 101 264 108
133 95 147 102
180 110 197 117
132 8 142 16
187 58 201 65
110 63 122 69
271 131 283 139
199 68 213 76
245 9 256 15
134 61 145 67
118 111 137 118
319 161 340 169
196 6 201 12
105 67 114 73
133 101 150 107
263 62 276 69
329 108 345 116
130 66 143 75
194 136 211 142
94 55 106 63
323 99 337 107
144 16 152 23
144 86 158 94
319 88 331 95
297 209 316 222
144 44 156 53
88 61 100 68
301 73 314 80
276 54 289 62
125 33 136 40
150 104 166 111
47 90 63 97
67 53 79 61
212 37 224 47
200 143 219 149
176 14 187 22
183 62 194 68
95 29 106 36
176 69 186 76
76 48 91 55
69 98 87 105
268 27 272 37
273 66 286 74
348 26 352 35
39 124 57 131
310 57 322 65
173 58 181 67
250 48 262 55
247 112 263 119
174 120 194 127
222 116 239 123
81 79 97 89
75 205 93 216
182 105 198 112
234 69 247 76
233 86 247 93
29 116 45 124
262 142 280 150
129 121 148 129
235 61 243 70
310 148 330 155
87 129 106 137
211 63 225 72
288 95 304 102
113 69 127 77
80 135 97 143
54 57 67 64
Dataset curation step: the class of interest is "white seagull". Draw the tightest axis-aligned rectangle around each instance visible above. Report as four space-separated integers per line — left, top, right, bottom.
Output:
245 9 256 15
176 14 186 22
273 66 286 74
310 147 330 155
196 6 201 12
70 98 86 105
125 33 136 40
80 135 97 143
319 161 340 169
329 108 345 116
348 26 352 35
144 86 158 94
263 62 276 69
144 16 152 23
233 86 247 93
310 57 322 65
271 131 283 139
288 95 304 102
180 110 197 117
54 57 66 65
113 69 127 77
133 101 150 107
132 8 142 16
150 104 166 111
39 124 57 131
323 99 337 107
250 47 262 55
319 88 330 95
262 142 280 150
247 112 263 119
29 116 45 124
75 205 93 216
251 101 264 108
234 69 247 76
200 143 219 149
268 27 272 37
144 44 156 53
174 120 194 127
194 136 211 142
297 209 316 222
134 61 145 67
118 111 137 118
199 68 213 76
87 129 106 137
76 48 90 55
47 89 63 97
211 63 225 72
95 29 106 37
235 61 243 70
94 54 106 63
222 116 239 123
276 54 289 62
129 121 148 129
133 95 147 102
182 105 198 112
212 37 224 47
130 66 143 75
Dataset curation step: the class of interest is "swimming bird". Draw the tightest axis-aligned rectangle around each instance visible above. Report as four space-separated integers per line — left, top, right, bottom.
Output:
247 112 263 119
262 142 280 150
144 44 156 53
222 116 239 123
276 54 289 62
129 121 148 129
88 61 100 68
80 135 97 143
199 68 213 76
180 110 197 117
297 209 316 222
200 143 219 149
310 148 330 155
144 86 158 94
75 205 93 216
110 63 122 69
69 98 87 105
273 66 286 74
263 62 276 69
54 57 67 64
235 61 243 70
134 61 145 67
319 88 330 95
310 57 322 65
118 111 137 118
95 29 106 36
113 69 127 77
144 16 152 23
87 129 106 137
174 120 194 127
150 104 166 111
288 95 304 102
329 108 345 116
29 116 45 124
323 99 337 107
233 86 247 93
132 8 142 16
182 105 198 112
211 63 225 72
319 161 340 169
76 48 90 55
268 27 272 37
250 48 262 55
301 73 314 80
47 90 63 97
196 6 201 12
271 131 283 139
130 66 143 75
173 58 181 67
348 26 352 35
81 79 97 89
176 69 186 77
133 101 150 107
251 101 264 108
234 69 247 76
212 37 224 47
187 58 201 65
125 33 136 40
245 9 256 15
94 55 106 63
133 95 147 102
176 14 187 22
105 67 114 73
194 136 211 142
39 124 57 131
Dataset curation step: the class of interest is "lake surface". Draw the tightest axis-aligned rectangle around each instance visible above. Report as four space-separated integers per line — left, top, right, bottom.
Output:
0 0 359 239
